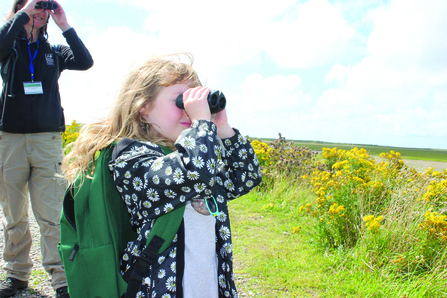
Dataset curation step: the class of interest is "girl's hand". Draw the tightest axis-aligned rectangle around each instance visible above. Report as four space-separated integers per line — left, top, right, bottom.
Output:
182 87 212 122
47 1 71 32
212 109 235 139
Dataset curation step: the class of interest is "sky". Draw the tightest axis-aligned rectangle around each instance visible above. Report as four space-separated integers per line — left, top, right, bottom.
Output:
2 0 447 150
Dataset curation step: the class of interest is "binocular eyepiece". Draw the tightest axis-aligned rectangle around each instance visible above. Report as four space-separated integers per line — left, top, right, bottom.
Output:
176 90 226 114
35 1 58 10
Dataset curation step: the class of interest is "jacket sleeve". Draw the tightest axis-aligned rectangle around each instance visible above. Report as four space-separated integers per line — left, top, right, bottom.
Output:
56 27 94 71
0 12 29 63
217 129 263 200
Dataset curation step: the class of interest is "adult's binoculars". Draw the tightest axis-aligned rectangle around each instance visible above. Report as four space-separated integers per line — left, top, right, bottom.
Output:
35 1 58 10
176 90 226 114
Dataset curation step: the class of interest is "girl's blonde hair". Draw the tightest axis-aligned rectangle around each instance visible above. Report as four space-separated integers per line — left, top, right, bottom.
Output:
62 53 201 182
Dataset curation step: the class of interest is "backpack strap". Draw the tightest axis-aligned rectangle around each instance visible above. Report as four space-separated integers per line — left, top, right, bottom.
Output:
52 44 61 78
124 203 185 298
1 39 19 98
112 138 137 160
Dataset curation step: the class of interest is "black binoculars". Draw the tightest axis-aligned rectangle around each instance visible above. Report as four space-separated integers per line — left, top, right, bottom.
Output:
35 1 58 10
176 90 226 114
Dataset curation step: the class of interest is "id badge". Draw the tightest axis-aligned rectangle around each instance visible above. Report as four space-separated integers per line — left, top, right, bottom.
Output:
23 81 43 95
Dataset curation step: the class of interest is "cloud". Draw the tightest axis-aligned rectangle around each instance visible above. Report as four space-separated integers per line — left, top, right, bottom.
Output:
238 73 303 112
325 64 350 83
61 26 159 124
346 0 447 97
317 0 447 148
121 0 356 71
263 0 357 69
228 73 314 139
368 0 447 71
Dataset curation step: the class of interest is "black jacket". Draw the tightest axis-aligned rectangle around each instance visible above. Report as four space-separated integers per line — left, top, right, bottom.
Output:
109 120 263 297
0 11 93 133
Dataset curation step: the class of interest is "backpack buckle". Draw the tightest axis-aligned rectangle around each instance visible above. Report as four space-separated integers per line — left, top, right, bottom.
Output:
137 235 165 267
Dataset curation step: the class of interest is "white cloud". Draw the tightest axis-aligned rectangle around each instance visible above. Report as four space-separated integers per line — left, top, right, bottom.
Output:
325 64 350 83
61 26 159 124
315 0 447 148
228 73 313 139
136 0 288 71
120 0 356 71
368 0 447 71
263 0 356 69
345 0 447 96
239 74 303 110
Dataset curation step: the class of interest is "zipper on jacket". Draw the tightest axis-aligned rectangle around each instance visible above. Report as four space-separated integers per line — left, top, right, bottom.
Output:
30 96 36 132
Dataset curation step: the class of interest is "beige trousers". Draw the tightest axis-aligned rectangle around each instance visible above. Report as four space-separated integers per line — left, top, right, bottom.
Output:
0 131 68 290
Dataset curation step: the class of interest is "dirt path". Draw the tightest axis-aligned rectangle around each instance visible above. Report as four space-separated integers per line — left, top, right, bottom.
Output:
401 159 447 172
371 155 447 172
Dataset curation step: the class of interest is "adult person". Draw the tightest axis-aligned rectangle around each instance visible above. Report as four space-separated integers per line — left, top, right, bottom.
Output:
0 0 93 297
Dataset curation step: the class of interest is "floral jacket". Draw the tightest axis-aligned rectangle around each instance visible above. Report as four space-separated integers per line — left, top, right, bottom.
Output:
108 120 262 298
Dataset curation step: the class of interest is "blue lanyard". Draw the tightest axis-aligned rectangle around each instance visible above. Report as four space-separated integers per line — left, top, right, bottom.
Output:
27 39 40 82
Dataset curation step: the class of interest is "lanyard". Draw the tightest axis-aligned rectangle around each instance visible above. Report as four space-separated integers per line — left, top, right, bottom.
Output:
27 39 40 82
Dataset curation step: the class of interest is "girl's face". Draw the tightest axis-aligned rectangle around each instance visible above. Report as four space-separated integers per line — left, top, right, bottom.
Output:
140 83 192 143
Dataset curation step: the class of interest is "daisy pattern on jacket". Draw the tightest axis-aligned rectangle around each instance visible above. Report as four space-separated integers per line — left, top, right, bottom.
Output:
109 120 262 298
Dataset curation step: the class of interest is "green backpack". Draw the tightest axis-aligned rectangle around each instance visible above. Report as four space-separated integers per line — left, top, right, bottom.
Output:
58 144 185 298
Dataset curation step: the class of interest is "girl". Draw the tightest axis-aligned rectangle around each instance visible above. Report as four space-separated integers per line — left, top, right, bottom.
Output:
63 54 262 298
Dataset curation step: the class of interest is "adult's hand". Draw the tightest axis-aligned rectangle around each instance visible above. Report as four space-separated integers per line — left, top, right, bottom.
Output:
47 1 71 32
20 0 43 17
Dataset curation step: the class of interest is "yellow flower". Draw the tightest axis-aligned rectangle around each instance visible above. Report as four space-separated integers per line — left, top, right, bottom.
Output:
335 205 345 214
363 215 384 233
329 203 338 215
262 203 274 210
292 226 301 234
363 215 374 222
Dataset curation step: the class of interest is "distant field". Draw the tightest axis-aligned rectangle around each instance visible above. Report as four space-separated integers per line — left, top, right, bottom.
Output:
255 138 447 162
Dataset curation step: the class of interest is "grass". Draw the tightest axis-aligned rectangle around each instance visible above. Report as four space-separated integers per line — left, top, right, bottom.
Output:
254 138 447 162
230 183 329 297
229 179 447 297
